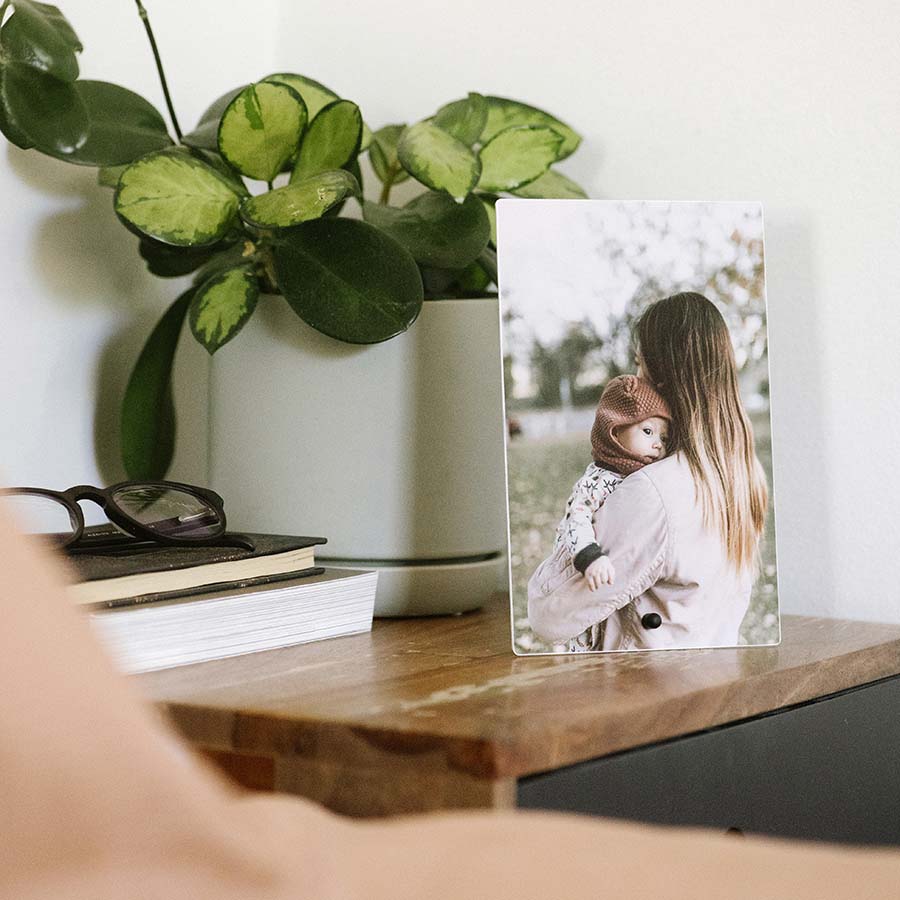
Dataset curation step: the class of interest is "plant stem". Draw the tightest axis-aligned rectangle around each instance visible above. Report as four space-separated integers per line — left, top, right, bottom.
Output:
379 167 397 205
258 244 279 293
132 0 182 141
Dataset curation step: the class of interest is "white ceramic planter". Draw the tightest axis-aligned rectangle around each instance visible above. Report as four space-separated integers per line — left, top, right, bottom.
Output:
208 296 509 616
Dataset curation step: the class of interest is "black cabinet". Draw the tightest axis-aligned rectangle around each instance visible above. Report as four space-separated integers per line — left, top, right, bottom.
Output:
518 675 900 846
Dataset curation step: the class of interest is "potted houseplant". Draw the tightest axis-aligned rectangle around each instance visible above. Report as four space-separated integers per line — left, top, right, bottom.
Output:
1 0 587 613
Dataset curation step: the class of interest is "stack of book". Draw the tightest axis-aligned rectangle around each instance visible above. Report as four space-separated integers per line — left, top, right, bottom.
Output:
67 532 377 673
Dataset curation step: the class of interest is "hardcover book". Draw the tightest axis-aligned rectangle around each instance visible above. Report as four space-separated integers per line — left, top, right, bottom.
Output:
66 531 327 608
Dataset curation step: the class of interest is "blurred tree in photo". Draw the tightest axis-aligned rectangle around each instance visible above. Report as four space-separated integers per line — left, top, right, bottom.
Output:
505 204 767 412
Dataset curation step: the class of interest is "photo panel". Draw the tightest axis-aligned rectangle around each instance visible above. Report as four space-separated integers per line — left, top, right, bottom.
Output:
497 200 779 654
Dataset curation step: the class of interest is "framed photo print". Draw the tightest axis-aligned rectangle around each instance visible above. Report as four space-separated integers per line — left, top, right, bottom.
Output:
497 200 779 654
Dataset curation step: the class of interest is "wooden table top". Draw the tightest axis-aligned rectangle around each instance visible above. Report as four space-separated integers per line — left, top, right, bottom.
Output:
138 595 900 780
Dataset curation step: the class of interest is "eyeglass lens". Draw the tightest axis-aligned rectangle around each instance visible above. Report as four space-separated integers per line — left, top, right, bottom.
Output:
0 493 77 542
111 485 222 538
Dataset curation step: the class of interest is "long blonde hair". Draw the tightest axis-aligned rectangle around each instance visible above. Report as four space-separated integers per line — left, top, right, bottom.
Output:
637 293 767 571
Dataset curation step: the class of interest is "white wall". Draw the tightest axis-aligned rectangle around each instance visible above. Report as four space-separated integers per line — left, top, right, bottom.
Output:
272 0 900 624
0 0 278 488
4 1 899 624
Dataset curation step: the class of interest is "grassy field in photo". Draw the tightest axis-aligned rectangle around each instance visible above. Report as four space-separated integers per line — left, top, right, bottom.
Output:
508 411 779 652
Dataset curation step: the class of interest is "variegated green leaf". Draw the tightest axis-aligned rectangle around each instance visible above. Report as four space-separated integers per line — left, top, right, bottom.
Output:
397 121 480 202
511 168 588 199
477 125 563 192
262 72 339 120
115 150 241 247
178 146 249 198
191 243 253 287
480 96 580 160
362 192 489 269
433 92 488 146
182 85 247 151
369 124 410 186
189 265 259 354
292 99 362 181
262 73 371 163
217 82 307 183
241 169 359 229
0 0 82 82
360 122 372 152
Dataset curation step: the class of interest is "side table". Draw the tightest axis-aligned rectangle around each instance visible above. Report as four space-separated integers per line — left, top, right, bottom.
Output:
138 594 900 845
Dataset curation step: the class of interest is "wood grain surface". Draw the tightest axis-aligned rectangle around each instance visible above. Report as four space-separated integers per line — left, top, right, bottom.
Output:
139 595 900 794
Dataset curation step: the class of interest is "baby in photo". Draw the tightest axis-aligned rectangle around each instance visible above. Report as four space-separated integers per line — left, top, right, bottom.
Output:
527 374 671 650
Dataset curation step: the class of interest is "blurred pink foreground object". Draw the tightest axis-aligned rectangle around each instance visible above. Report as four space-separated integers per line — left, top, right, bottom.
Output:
0 506 897 900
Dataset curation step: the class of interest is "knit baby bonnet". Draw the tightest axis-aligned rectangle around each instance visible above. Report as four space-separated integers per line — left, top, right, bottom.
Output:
590 374 672 476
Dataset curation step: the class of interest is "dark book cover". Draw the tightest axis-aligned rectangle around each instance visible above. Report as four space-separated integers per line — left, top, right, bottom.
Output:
67 531 327 582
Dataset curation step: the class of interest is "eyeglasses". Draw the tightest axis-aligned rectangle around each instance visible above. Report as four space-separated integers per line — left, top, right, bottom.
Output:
0 481 228 550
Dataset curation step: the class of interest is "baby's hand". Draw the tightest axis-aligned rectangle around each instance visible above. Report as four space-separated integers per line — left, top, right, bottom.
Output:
584 555 615 590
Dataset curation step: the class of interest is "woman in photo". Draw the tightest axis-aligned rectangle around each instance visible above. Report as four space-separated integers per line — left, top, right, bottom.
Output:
527 292 769 651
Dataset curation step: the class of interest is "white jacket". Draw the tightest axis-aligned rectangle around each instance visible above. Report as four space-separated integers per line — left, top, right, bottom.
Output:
527 452 753 651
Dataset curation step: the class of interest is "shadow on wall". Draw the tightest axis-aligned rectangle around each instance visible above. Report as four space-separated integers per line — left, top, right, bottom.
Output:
764 210 836 617
8 146 210 487
8 148 151 312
